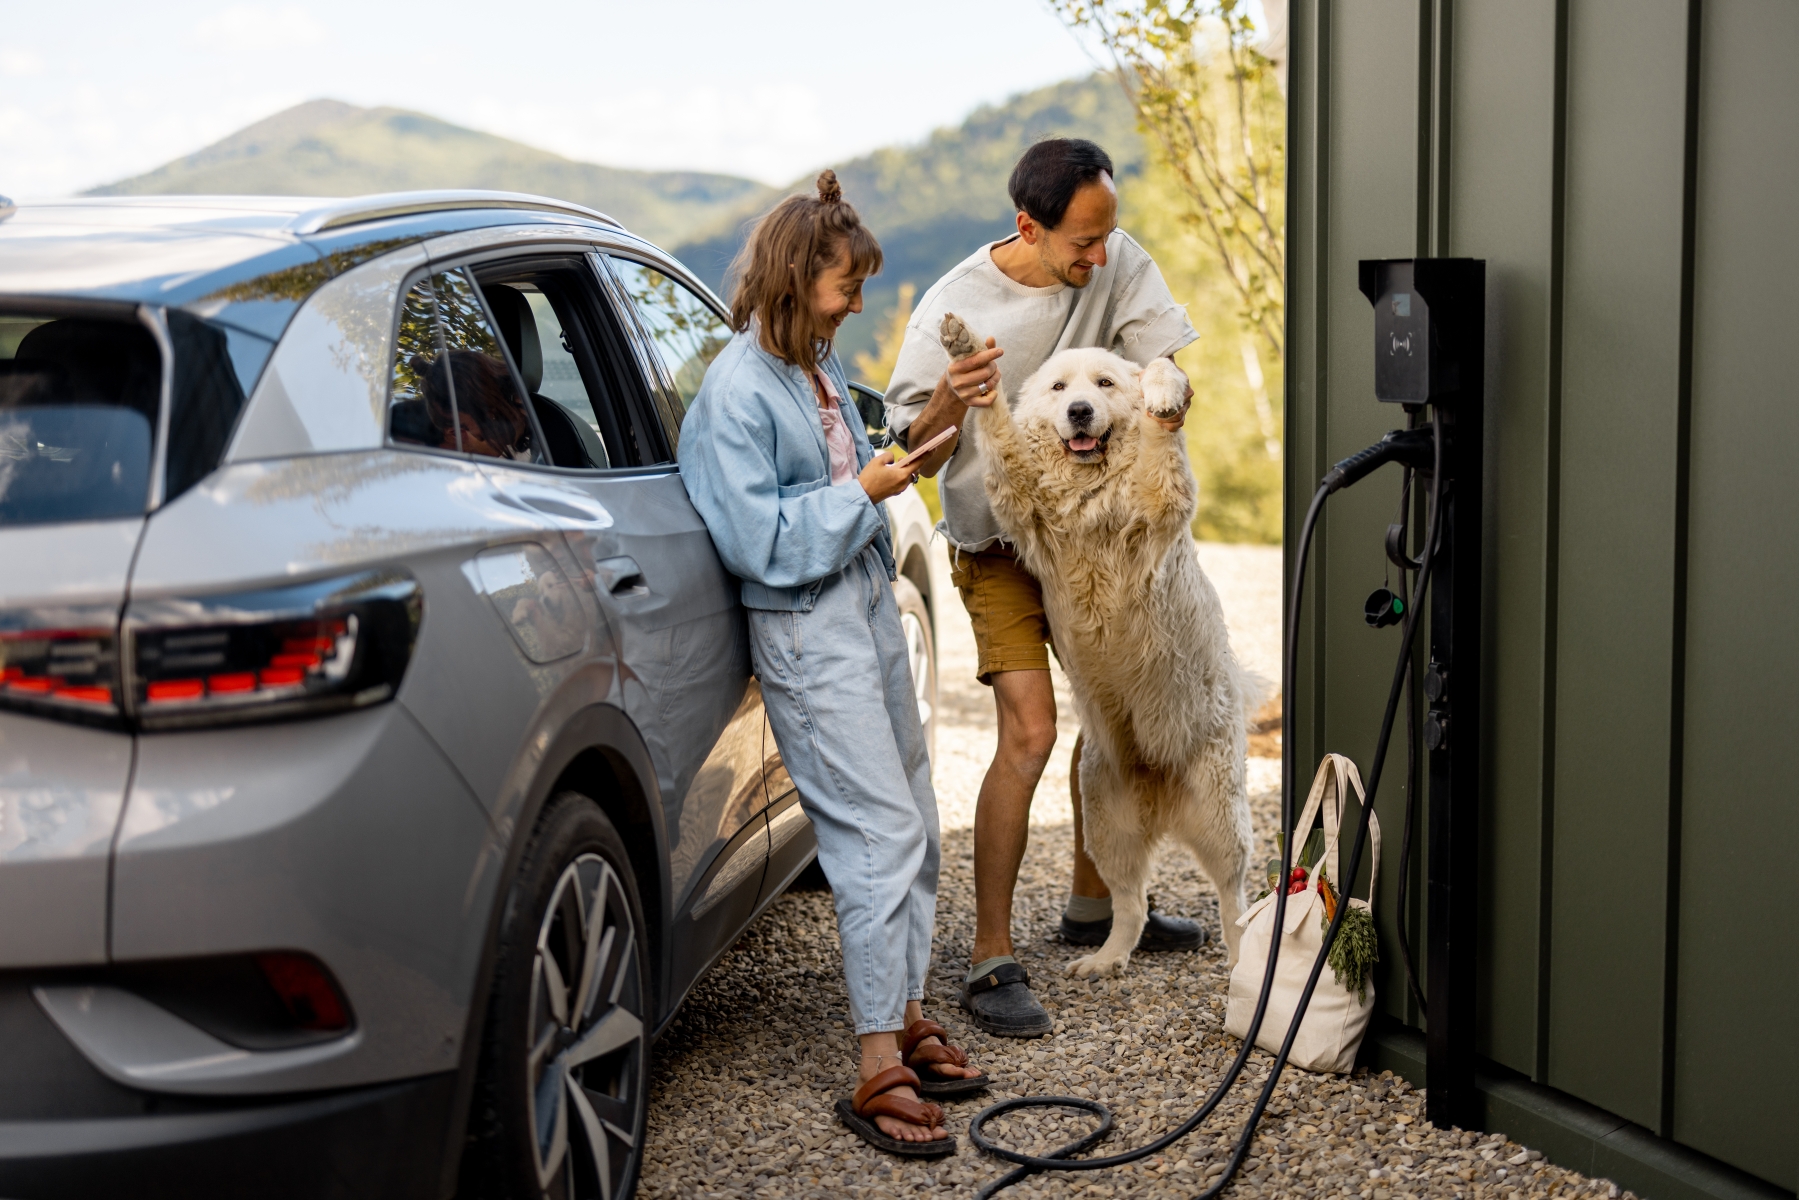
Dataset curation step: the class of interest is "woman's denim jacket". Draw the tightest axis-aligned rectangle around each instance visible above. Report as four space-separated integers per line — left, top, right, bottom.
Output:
678 329 896 611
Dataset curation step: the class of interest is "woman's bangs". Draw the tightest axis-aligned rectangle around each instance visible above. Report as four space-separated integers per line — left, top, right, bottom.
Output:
843 225 884 279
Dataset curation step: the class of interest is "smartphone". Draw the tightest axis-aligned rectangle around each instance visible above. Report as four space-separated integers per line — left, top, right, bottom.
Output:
892 424 958 472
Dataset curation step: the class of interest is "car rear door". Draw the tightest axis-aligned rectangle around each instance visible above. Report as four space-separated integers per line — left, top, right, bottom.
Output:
440 243 771 995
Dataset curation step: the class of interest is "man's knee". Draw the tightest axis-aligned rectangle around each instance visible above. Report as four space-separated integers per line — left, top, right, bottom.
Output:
1002 718 1057 771
994 674 1057 766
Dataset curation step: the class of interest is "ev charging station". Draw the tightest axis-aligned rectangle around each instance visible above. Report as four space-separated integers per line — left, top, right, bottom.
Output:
1359 258 1485 1132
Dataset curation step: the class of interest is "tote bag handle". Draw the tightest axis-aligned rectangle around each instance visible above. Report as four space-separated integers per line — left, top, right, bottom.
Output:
1309 753 1380 909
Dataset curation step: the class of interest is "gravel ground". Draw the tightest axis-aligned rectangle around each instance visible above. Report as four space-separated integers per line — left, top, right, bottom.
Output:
639 541 1627 1200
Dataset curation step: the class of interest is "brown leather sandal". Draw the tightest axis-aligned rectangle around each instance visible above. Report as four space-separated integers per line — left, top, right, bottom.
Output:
902 1018 991 1097
834 1064 957 1158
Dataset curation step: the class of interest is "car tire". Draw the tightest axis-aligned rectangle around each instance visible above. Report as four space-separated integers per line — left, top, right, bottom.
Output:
893 576 937 763
461 792 649 1200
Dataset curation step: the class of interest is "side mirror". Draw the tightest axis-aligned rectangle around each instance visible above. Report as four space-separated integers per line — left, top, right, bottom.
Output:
848 381 890 447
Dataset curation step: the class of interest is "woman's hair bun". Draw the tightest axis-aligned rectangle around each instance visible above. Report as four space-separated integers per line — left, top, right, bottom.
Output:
815 169 843 205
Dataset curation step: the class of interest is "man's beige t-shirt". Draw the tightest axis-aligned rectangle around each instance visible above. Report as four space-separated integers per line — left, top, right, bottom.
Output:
884 229 1199 551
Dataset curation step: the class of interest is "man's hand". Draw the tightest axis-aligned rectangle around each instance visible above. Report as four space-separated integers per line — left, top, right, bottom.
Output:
859 448 915 504
948 337 1004 407
1151 363 1194 432
902 336 1006 478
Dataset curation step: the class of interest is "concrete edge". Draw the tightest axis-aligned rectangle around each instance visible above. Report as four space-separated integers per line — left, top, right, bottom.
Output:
1362 1024 1792 1200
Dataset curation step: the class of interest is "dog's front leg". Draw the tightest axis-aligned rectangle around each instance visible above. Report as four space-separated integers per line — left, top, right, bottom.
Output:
1128 358 1199 534
1065 751 1152 979
941 313 1042 538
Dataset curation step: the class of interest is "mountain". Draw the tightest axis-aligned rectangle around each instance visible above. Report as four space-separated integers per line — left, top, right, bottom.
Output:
88 77 1145 363
672 75 1144 364
85 100 778 249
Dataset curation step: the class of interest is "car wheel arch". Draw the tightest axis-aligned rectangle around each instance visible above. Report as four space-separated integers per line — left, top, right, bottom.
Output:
900 548 934 631
438 702 669 1199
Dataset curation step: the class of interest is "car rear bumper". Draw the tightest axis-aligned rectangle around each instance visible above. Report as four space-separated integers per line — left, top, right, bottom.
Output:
0 1071 457 1200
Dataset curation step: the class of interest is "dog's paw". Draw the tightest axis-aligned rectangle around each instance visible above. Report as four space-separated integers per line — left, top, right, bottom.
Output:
1141 357 1189 420
940 311 982 362
1065 951 1130 979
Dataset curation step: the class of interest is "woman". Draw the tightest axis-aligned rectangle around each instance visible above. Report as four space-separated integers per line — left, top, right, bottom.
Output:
678 171 986 1157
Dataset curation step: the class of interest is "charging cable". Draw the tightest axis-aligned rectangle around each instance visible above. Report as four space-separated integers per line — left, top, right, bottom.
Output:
969 417 1443 1200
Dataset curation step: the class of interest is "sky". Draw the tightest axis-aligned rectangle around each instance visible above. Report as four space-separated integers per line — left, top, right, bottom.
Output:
0 0 1112 200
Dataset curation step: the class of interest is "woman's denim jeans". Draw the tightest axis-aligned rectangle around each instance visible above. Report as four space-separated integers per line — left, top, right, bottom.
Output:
750 545 940 1035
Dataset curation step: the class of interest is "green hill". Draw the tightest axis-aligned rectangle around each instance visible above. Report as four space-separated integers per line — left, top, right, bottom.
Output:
673 75 1143 364
86 99 777 249
90 78 1144 363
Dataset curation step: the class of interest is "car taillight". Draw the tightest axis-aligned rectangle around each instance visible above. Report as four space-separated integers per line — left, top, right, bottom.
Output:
126 568 421 730
0 605 125 724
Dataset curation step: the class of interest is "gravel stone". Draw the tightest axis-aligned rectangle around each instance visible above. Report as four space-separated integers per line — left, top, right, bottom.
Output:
638 542 1624 1199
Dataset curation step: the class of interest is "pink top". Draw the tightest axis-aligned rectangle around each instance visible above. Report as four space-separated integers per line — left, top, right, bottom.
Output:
814 372 858 486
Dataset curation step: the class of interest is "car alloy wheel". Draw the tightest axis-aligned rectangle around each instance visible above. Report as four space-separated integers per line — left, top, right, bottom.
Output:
464 794 650 1200
526 852 644 1200
893 577 937 760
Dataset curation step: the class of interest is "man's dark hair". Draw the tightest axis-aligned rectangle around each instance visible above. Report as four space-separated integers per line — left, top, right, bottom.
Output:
1008 138 1115 230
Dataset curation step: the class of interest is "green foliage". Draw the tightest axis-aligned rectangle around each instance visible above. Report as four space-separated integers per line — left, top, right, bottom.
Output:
1049 1 1285 542
1051 0 1286 359
675 76 1144 367
850 282 915 392
1124 153 1282 542
87 100 774 250
1326 903 1380 1004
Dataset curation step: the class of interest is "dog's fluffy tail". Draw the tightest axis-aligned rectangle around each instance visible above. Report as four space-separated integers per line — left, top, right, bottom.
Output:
1235 662 1276 723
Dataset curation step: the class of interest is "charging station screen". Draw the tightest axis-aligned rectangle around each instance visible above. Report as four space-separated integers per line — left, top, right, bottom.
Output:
1373 267 1430 402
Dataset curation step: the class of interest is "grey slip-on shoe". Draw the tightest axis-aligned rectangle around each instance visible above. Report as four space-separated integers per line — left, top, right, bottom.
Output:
1058 908 1209 951
957 961 1053 1038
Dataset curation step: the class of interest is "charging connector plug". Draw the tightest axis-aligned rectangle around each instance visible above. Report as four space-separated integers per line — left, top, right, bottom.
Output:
1321 427 1436 493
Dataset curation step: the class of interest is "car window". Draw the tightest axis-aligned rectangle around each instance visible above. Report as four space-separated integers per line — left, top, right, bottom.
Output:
475 271 614 470
603 257 730 432
387 270 546 464
471 257 676 470
0 312 160 525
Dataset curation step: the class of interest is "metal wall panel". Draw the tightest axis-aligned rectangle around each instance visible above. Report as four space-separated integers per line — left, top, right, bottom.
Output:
1314 0 1430 1027
1674 0 1799 1186
1445 0 1561 1080
1286 0 1794 1187
1547 0 1691 1130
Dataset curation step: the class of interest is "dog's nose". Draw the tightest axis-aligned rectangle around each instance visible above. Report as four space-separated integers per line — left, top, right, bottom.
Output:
1067 400 1094 426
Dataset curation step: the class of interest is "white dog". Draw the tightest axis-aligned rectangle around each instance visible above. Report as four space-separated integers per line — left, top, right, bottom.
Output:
942 312 1258 976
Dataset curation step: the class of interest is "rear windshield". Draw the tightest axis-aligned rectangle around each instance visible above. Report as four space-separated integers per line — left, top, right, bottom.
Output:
0 313 160 526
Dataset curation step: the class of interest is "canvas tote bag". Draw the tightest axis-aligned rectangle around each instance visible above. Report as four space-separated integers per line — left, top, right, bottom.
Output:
1224 753 1381 1074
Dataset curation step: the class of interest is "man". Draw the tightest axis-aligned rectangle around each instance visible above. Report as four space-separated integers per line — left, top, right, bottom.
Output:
885 138 1207 1038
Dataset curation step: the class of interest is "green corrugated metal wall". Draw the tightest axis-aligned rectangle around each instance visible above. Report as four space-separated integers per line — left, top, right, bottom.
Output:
1284 1 1796 1190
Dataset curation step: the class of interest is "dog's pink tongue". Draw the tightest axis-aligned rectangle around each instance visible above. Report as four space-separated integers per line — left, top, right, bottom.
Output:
1069 435 1099 452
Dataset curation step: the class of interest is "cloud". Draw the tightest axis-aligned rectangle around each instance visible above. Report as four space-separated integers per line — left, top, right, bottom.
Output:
467 83 841 186
191 4 327 55
0 49 47 77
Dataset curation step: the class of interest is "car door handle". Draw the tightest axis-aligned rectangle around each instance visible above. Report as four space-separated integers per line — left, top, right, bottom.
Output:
596 556 648 596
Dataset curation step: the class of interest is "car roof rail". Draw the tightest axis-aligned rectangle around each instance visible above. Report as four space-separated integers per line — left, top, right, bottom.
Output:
290 190 622 235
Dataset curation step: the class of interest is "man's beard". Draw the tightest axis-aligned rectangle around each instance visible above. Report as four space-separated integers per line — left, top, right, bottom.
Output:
1046 258 1096 289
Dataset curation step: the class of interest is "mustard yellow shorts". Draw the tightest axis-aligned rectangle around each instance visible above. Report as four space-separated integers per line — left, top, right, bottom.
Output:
949 545 1056 685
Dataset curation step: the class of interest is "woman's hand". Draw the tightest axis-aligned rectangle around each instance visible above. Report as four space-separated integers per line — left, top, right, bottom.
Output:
859 448 915 505
947 337 1004 406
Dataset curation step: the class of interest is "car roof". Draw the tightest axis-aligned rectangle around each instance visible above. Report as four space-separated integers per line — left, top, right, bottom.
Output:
0 191 640 340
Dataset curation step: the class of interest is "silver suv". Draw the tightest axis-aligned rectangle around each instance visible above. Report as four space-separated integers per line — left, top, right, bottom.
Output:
0 191 939 1200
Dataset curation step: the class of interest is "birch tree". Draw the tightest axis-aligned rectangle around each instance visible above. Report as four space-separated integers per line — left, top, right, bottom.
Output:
1050 0 1286 362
